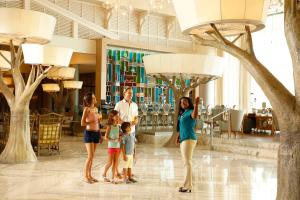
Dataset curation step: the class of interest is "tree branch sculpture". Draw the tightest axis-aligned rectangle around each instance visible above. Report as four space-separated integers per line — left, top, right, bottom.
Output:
144 53 223 147
0 43 52 163
189 1 300 199
0 8 62 163
154 74 202 146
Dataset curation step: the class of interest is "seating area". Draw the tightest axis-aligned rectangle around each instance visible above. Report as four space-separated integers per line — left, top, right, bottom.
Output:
196 105 278 139
0 112 64 156
134 99 280 142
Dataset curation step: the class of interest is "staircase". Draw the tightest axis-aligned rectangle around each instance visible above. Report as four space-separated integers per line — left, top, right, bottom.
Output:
198 134 279 159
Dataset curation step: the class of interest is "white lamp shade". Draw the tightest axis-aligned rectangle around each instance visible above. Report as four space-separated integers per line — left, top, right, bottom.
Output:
3 77 13 85
172 0 269 37
0 51 11 71
42 83 60 92
0 8 56 45
46 67 76 80
22 44 43 65
63 81 83 89
43 46 73 67
143 54 224 83
22 44 73 67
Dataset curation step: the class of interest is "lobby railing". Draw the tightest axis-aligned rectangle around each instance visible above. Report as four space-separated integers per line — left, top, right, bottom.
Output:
205 108 231 150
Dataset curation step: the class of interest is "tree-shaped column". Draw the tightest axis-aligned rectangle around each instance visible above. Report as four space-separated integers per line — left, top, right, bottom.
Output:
143 53 224 146
0 76 13 93
172 0 300 198
0 56 14 113
0 8 74 163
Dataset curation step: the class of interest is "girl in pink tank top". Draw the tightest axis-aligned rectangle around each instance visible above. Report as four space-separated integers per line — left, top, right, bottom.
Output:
81 93 102 184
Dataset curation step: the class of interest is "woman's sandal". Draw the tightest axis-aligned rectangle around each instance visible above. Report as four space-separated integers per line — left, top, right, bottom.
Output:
111 179 118 184
83 179 93 184
178 187 191 193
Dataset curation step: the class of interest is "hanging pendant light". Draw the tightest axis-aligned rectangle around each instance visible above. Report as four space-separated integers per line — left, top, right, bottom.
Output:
42 83 60 93
172 0 269 38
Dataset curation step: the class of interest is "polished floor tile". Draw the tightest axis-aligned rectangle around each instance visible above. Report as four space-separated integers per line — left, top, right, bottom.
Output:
0 136 277 200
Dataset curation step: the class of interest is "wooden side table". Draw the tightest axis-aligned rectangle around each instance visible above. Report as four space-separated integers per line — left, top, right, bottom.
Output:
255 115 274 134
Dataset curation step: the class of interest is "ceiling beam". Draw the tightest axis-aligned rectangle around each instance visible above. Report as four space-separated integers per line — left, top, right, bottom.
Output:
32 0 119 40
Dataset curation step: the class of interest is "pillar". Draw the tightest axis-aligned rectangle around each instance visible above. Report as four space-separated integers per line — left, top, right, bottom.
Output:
95 39 107 104
70 65 80 119
204 81 215 107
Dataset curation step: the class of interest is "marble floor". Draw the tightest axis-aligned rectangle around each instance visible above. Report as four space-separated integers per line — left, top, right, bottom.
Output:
0 136 277 200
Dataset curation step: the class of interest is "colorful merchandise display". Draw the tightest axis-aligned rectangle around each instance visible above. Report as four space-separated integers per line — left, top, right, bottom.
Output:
106 48 191 109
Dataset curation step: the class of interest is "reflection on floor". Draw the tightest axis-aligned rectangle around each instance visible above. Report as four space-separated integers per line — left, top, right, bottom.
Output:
137 130 280 159
0 136 277 200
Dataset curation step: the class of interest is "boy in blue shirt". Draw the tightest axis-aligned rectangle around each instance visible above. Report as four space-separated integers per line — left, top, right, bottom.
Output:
121 122 137 184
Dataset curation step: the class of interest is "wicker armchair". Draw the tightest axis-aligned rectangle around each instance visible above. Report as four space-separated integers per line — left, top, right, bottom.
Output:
34 113 64 156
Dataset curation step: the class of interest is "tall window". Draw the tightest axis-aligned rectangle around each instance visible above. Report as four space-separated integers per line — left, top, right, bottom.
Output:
222 52 240 107
251 13 294 109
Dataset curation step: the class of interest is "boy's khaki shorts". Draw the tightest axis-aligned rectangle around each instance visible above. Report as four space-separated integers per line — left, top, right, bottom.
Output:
121 154 134 169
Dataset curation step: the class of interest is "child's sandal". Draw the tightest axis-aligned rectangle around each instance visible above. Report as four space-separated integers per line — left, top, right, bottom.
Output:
103 176 110 182
116 173 122 179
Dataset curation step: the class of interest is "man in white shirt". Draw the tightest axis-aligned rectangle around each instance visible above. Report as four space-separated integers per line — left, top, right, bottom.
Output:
114 87 139 134
114 87 139 181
